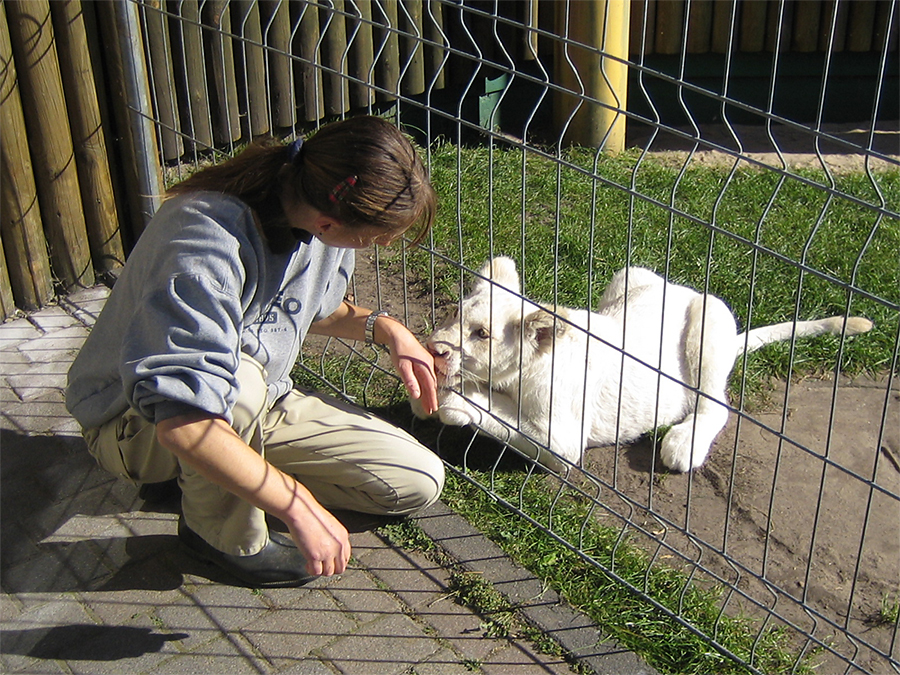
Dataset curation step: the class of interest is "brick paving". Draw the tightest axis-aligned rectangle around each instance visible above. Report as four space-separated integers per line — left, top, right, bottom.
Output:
0 285 655 675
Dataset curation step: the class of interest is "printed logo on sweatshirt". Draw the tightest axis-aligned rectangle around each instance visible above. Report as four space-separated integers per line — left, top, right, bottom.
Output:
256 292 303 328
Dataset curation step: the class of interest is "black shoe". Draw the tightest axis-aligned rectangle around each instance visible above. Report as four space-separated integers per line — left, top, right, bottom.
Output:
138 478 181 504
177 517 316 588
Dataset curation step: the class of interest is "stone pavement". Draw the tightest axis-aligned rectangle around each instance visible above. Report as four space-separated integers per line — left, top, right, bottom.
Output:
0 285 655 675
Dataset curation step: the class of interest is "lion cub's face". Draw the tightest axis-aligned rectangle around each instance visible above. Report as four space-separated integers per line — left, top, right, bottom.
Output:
426 257 564 389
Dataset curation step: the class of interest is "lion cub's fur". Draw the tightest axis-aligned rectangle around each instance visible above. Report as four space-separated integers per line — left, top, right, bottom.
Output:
413 257 873 472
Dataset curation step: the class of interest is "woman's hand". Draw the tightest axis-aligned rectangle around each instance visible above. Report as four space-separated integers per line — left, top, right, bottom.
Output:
157 413 351 576
380 320 439 415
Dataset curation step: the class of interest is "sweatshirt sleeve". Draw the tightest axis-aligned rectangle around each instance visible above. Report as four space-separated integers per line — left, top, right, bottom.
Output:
122 272 243 425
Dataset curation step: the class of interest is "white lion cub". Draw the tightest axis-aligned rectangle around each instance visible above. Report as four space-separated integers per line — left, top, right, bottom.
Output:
413 257 873 472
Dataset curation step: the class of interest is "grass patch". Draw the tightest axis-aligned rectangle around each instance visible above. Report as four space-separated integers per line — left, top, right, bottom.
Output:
441 470 807 675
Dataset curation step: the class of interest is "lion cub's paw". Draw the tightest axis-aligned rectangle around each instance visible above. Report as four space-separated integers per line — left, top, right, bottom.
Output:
437 390 483 427
659 424 707 473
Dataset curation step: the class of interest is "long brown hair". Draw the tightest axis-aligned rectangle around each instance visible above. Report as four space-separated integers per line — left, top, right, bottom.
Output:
168 116 437 253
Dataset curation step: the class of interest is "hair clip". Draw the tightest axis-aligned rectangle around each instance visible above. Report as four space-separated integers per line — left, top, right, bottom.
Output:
329 175 358 204
287 137 304 163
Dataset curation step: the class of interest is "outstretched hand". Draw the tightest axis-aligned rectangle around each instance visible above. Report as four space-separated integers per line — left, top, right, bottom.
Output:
384 324 439 415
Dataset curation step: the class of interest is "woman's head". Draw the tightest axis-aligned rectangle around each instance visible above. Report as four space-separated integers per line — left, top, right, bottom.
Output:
168 116 436 253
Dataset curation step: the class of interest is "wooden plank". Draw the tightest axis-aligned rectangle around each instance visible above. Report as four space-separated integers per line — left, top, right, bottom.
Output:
322 0 349 115
295 1 324 122
0 234 17 320
261 0 294 129
655 0 685 54
234 1 270 137
141 0 182 160
793 0 822 52
400 0 425 96
630 0 656 55
205 1 241 145
177 0 214 149
375 0 400 102
818 0 848 52
740 0 768 52
50 0 124 273
5 0 93 289
0 2 53 309
349 0 375 109
426 0 446 89
686 0 713 53
711 0 736 53
847 0 876 52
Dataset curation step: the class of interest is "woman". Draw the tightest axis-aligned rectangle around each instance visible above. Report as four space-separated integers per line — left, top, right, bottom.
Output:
66 116 445 587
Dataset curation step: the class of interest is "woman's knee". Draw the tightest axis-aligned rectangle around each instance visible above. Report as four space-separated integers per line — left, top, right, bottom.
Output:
390 450 446 515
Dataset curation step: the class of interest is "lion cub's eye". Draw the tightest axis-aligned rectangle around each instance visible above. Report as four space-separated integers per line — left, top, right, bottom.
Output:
474 327 491 340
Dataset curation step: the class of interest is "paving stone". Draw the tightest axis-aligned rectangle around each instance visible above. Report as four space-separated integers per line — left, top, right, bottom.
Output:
479 641 573 674
14 325 89 365
241 591 355 671
362 545 452 610
27 307 79 334
318 612 442 675
183 582 270 633
59 287 109 327
325 567 405 625
0 318 42 351
413 647 482 675
142 634 273 674
0 390 72 432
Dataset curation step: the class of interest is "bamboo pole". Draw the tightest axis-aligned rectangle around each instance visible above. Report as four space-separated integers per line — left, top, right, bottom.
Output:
50 0 124 273
296 1 323 122
262 0 294 130
554 0 630 152
323 0 349 116
142 0 183 160
0 2 53 310
375 0 400 102
235 0 270 136
400 0 425 96
349 0 375 109
205 1 241 146
5 0 93 289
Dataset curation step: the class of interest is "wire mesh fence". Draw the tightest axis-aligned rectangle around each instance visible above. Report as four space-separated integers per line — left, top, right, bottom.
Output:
123 1 899 672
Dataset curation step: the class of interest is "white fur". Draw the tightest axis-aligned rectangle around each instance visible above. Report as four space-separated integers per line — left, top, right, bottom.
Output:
413 257 873 473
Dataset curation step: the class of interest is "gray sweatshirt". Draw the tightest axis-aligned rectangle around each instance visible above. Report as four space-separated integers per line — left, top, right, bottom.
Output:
66 192 354 430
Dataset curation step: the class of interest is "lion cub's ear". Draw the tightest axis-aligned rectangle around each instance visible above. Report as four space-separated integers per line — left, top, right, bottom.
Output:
523 308 569 353
475 256 520 293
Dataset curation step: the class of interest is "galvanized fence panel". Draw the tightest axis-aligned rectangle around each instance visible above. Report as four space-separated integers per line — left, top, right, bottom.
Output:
110 1 898 673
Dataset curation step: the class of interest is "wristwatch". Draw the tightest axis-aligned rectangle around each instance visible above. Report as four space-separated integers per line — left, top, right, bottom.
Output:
365 310 390 345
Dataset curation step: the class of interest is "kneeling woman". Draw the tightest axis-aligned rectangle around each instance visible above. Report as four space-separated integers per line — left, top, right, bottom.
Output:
66 116 445 587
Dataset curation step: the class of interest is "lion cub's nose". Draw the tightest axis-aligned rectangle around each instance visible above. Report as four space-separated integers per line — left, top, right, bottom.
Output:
426 343 449 361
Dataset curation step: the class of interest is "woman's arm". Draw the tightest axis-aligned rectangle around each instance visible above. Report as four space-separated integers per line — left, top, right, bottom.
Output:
156 412 351 577
309 301 439 415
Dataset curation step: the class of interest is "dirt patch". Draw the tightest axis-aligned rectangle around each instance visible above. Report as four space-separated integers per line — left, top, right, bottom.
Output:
627 121 900 173
581 374 899 673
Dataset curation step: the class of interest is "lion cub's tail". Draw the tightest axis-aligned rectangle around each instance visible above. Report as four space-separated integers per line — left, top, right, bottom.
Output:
737 316 874 357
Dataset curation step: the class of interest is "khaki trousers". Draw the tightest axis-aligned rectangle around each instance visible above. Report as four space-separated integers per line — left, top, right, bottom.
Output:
83 355 445 556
